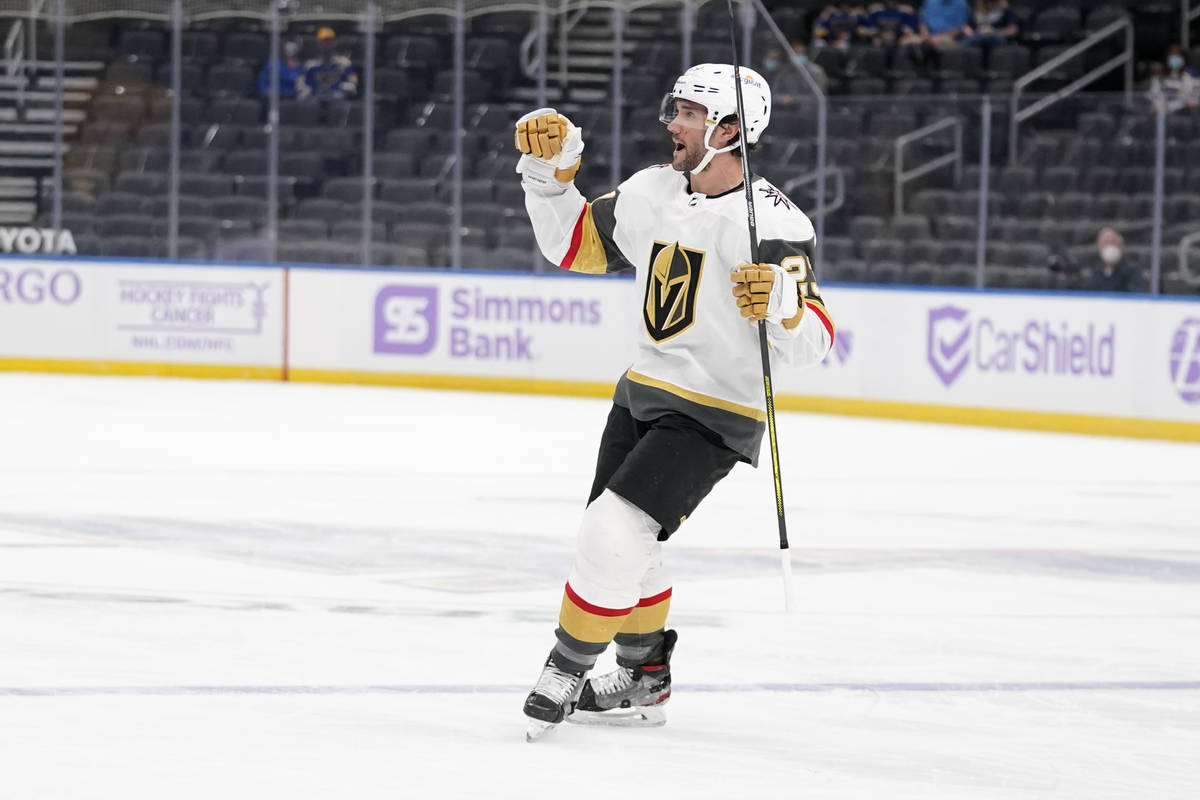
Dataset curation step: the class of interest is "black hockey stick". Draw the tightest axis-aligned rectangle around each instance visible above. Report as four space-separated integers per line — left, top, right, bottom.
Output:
726 0 798 612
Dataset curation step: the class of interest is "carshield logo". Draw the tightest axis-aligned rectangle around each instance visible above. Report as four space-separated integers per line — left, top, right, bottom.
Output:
1168 318 1200 404
374 285 437 355
927 305 971 386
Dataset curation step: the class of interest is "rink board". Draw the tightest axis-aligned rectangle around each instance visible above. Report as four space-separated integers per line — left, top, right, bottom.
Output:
1 257 1198 440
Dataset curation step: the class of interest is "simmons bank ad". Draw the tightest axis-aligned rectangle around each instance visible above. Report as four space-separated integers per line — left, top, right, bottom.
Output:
288 270 637 381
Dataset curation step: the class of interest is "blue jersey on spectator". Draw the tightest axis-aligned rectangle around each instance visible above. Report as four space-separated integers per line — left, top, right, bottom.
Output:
305 57 358 99
866 4 918 37
815 6 866 43
256 59 307 99
920 0 971 34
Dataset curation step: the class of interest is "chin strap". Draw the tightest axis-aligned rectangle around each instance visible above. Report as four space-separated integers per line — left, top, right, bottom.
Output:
690 124 740 175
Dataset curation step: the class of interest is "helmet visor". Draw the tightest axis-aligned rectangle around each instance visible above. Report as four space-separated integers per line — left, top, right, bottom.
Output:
658 94 709 130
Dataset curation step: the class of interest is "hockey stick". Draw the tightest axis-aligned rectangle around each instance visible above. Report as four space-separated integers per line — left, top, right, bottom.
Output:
726 0 799 614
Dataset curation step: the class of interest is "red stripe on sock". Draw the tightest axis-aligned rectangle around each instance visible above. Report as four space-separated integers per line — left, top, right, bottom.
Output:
564 582 634 617
637 588 672 607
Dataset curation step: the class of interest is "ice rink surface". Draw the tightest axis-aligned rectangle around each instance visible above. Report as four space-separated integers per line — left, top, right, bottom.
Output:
1 372 1198 799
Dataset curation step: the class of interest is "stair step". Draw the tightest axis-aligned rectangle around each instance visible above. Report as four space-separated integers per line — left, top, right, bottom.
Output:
547 54 630 70
0 88 91 103
28 60 107 73
0 108 14 122
0 122 78 136
0 200 38 215
569 40 637 54
24 107 86 122
0 156 57 169
0 178 38 200
0 140 63 155
510 85 609 104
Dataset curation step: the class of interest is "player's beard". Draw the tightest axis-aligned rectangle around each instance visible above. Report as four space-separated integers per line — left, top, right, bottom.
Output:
672 138 705 173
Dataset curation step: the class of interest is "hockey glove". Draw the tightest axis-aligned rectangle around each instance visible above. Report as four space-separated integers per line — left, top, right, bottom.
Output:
514 108 584 196
730 263 803 328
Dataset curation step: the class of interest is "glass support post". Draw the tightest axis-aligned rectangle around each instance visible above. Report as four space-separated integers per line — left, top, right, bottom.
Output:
168 0 183 259
975 96 991 289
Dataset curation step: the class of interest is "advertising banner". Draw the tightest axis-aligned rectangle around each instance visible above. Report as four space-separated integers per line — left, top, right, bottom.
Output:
288 268 638 384
3 257 1198 436
0 259 284 368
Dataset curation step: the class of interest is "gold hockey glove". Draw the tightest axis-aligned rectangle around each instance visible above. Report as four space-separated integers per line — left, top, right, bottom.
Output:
730 263 803 327
514 108 584 193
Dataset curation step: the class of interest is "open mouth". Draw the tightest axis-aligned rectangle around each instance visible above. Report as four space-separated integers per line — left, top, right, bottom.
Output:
673 141 685 154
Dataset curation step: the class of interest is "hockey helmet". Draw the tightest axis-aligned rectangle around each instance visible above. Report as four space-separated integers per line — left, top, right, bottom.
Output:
659 63 772 173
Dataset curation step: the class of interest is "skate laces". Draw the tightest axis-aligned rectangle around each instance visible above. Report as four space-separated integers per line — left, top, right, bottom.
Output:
591 666 637 697
533 662 582 704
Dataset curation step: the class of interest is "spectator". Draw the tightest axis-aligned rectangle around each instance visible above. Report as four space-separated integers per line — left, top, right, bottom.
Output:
962 0 1019 48
304 27 358 100
919 0 972 47
863 2 922 71
863 1 920 46
1150 45 1200 113
256 39 309 99
762 42 828 99
813 4 868 50
1083 228 1145 293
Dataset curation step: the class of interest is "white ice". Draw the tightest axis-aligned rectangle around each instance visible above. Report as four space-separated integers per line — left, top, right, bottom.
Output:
1 373 1198 799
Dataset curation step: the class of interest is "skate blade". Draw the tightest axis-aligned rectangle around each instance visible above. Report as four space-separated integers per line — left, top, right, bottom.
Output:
567 707 666 728
525 718 559 742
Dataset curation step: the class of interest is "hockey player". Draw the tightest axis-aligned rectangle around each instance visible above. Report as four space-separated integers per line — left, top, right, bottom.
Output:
515 64 835 741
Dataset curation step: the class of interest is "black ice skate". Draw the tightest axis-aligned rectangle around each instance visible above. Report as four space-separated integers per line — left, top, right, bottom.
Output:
523 655 586 742
572 629 677 728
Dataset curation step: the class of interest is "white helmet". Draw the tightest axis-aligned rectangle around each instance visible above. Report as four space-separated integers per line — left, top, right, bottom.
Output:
659 63 772 174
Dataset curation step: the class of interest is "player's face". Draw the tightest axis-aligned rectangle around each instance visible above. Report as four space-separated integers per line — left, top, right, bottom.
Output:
666 99 709 172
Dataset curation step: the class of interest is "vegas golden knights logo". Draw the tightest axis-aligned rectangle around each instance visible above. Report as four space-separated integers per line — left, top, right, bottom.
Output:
643 240 705 342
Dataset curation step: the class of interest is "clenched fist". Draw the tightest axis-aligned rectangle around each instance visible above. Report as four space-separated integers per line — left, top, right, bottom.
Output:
730 263 802 327
514 107 584 194
515 111 569 160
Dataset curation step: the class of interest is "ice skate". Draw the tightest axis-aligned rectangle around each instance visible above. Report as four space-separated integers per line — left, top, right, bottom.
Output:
523 655 586 742
571 629 676 728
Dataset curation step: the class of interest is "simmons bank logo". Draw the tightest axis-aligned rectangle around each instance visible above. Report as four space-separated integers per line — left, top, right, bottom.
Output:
927 304 1115 387
374 285 437 355
1168 318 1200 404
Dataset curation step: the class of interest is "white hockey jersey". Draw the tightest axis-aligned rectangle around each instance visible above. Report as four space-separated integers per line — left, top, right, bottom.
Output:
525 164 835 465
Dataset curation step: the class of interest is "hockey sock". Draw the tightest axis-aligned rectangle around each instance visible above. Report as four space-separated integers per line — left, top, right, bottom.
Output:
613 587 672 666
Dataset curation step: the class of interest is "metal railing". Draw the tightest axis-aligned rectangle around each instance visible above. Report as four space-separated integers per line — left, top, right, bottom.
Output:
894 116 962 216
782 166 843 219
3 18 22 112
1009 15 1133 165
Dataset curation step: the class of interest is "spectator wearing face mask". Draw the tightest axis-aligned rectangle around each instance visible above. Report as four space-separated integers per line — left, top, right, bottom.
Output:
762 42 828 100
257 39 310 99
1084 228 1145 293
304 27 359 100
1150 45 1200 113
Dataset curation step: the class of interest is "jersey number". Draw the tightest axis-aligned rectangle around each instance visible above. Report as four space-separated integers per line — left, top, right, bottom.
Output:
780 253 821 300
